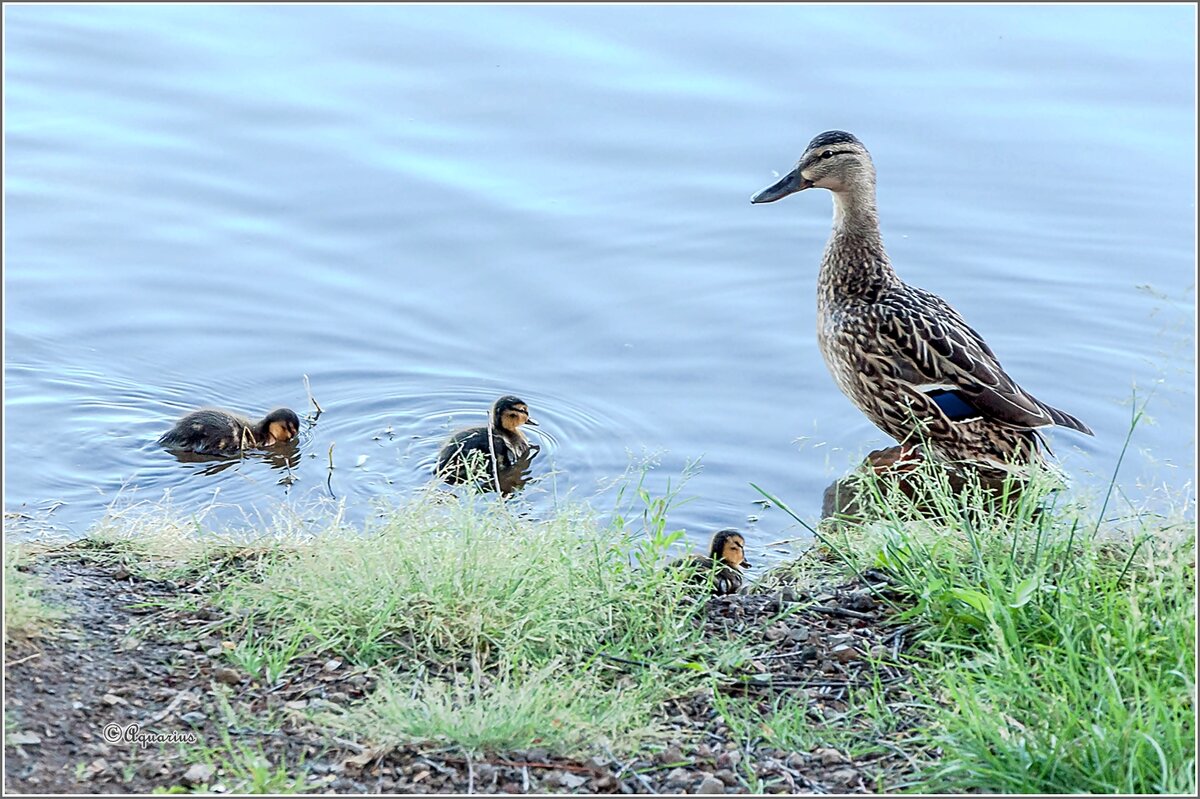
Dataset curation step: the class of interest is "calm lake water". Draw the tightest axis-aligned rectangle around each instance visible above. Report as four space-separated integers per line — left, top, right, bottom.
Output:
4 4 1196 563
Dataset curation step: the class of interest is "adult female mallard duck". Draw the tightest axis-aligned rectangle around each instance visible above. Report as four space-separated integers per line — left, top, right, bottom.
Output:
158 407 301 455
435 395 539 483
752 131 1092 475
672 529 753 596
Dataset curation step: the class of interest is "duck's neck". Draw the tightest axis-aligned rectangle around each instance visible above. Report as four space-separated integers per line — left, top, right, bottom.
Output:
497 426 529 456
820 186 898 302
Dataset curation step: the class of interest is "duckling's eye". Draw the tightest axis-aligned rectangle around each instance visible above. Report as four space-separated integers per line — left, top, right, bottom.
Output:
820 150 835 160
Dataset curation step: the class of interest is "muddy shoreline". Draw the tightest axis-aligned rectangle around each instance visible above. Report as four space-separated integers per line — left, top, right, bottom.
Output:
4 545 929 794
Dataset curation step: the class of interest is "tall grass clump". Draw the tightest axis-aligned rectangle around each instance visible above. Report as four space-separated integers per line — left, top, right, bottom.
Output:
776 442 1196 794
209 479 750 756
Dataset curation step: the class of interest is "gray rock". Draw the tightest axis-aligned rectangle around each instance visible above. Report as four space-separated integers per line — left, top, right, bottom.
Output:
696 774 726 794
665 767 692 785
213 667 241 685
181 763 215 785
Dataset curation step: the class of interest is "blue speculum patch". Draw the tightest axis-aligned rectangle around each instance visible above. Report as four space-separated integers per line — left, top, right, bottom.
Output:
927 389 981 421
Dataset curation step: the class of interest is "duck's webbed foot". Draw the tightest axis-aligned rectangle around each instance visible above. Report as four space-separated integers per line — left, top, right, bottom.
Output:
866 444 925 474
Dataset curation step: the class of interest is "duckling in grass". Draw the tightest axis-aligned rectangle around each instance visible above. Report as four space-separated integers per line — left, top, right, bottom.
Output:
158 407 302 456
673 529 753 596
752 131 1092 477
435 395 539 484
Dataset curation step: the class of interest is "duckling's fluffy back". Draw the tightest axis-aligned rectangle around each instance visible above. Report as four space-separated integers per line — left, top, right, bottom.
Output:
158 409 252 455
436 426 518 480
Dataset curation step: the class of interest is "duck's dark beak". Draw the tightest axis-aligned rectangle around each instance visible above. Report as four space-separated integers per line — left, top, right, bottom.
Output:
524 417 539 427
751 165 812 204
741 558 753 569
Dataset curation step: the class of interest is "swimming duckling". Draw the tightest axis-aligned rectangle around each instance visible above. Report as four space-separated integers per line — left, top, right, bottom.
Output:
435 395 539 483
673 529 753 596
158 407 302 456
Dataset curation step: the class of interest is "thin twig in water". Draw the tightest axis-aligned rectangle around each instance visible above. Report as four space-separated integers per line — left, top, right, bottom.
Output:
303 374 324 416
326 442 337 499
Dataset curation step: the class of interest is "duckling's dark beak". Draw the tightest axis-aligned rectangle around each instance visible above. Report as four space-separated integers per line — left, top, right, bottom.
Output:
751 166 812 203
741 558 753 569
525 417 539 427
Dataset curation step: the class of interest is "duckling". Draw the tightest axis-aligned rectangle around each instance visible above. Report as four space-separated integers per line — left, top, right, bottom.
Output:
752 130 1093 476
158 407 301 456
673 529 753 596
435 395 539 483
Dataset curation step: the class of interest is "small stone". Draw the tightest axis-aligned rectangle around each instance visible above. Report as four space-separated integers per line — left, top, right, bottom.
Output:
829 767 860 785
657 744 685 765
813 747 849 766
785 752 805 769
204 647 222 657
182 763 215 785
787 626 810 642
869 644 889 660
101 693 127 706
182 642 199 651
213 667 241 685
764 623 789 641
591 775 618 791
843 590 877 611
715 750 741 769
831 644 859 663
696 774 726 794
323 659 342 672
559 772 588 789
7 731 41 746
285 700 308 710
665 767 692 785
180 711 207 726
714 769 738 786
112 565 131 580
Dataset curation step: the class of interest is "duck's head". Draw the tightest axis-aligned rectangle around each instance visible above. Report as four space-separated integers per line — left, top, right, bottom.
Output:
261 408 302 445
751 130 874 203
491 395 538 434
710 529 752 570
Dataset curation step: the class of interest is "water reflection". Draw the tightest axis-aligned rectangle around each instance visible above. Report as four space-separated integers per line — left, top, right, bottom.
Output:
164 440 303 479
2 4 1194 553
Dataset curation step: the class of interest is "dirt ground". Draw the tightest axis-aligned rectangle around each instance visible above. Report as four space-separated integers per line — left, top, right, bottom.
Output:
4 551 927 794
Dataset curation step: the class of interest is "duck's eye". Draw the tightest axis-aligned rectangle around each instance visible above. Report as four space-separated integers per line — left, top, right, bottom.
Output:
820 150 835 160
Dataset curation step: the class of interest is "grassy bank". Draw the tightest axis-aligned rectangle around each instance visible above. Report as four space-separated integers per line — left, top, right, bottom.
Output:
764 456 1196 794
3 543 63 642
5 456 1195 793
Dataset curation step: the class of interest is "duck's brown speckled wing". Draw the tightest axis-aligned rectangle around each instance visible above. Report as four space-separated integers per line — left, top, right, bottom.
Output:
870 287 1092 434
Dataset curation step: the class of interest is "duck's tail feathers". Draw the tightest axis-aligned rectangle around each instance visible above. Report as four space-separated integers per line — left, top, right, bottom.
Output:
1038 402 1093 436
